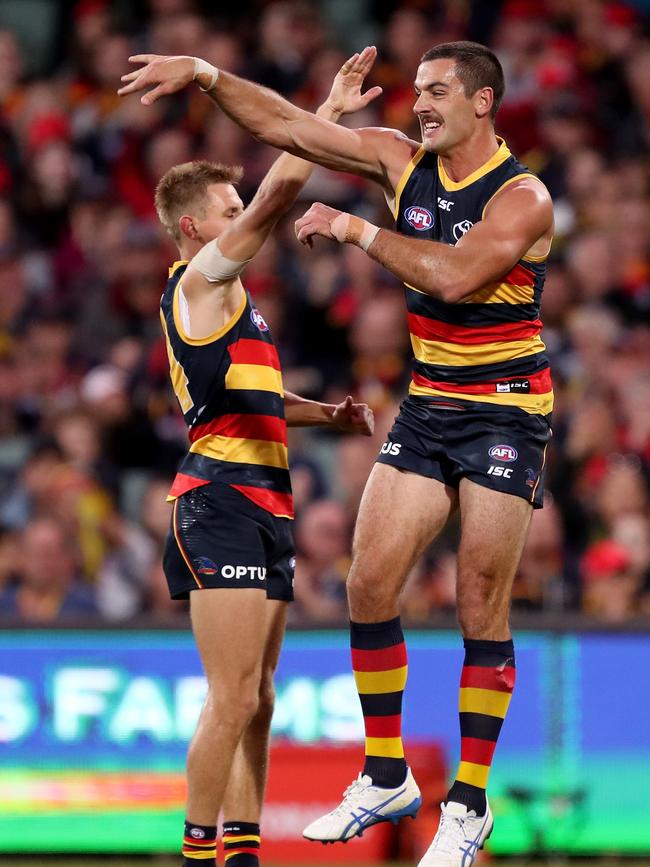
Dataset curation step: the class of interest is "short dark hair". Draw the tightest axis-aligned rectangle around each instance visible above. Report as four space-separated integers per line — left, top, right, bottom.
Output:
155 160 243 242
420 41 505 119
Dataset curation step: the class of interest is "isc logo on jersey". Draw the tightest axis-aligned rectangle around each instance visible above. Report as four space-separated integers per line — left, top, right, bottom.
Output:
488 444 518 462
405 206 434 231
251 308 269 331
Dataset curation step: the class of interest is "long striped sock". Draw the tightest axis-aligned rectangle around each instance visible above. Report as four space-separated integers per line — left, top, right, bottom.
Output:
222 821 260 865
351 617 408 788
447 638 516 816
182 821 217 865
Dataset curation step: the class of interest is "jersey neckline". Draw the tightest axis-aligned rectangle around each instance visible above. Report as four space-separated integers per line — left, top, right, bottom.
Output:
437 137 511 192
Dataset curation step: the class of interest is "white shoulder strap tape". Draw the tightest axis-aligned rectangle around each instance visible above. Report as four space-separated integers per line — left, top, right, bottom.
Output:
189 240 250 283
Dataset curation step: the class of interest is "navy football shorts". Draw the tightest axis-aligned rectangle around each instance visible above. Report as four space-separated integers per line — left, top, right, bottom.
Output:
376 396 552 508
163 483 295 601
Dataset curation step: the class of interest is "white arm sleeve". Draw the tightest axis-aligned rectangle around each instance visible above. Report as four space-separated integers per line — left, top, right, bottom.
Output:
188 240 251 283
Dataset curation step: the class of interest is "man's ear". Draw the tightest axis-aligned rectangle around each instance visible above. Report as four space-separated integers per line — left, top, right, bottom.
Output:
474 86 494 119
179 215 198 240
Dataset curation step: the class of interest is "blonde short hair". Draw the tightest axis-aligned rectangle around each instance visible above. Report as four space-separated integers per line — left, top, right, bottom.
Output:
154 160 243 242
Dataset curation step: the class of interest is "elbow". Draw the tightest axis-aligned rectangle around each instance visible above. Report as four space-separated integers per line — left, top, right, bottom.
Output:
428 277 472 304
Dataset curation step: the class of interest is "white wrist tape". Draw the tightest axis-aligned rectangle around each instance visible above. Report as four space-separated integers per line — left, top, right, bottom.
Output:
330 213 379 252
193 57 220 92
189 240 249 282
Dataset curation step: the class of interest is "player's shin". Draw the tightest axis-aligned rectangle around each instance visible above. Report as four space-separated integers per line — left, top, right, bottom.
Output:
351 616 408 788
446 638 516 816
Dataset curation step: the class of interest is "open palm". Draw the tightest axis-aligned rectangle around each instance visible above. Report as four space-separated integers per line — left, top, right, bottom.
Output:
326 46 383 116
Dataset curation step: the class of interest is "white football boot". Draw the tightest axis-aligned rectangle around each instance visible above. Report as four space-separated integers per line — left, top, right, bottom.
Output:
417 800 493 866
302 767 422 843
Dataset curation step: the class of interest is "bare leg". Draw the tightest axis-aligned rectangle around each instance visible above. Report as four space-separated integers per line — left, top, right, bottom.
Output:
186 588 270 825
442 479 533 822
222 600 288 821
456 479 533 639
347 463 458 621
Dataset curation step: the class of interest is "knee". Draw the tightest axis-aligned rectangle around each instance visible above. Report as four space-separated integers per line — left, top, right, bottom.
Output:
255 676 276 724
207 678 260 730
347 541 395 612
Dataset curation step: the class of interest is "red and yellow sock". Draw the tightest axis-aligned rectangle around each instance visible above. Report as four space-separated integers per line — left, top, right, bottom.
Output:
182 821 217 864
351 617 408 788
447 638 516 815
222 821 260 865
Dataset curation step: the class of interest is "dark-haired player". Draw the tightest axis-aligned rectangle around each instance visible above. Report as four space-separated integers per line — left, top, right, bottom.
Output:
120 41 554 866
143 51 377 867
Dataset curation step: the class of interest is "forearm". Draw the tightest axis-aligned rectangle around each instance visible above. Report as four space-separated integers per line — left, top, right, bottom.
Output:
199 68 314 153
366 228 470 302
284 391 336 427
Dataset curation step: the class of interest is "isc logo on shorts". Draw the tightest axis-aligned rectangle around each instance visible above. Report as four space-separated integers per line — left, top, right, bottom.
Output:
488 465 513 478
380 441 402 456
488 444 518 462
405 205 434 231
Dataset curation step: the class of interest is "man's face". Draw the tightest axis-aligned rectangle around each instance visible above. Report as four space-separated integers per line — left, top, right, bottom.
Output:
413 59 484 154
191 183 244 243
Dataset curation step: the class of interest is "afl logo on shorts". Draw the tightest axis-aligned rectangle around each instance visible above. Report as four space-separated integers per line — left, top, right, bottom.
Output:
488 444 518 462
405 205 434 231
251 308 269 332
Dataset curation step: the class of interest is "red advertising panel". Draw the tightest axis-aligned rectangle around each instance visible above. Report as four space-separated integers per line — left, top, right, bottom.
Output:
262 742 446 863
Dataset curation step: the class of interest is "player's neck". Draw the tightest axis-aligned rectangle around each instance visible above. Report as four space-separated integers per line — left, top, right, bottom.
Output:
179 240 203 261
438 128 500 184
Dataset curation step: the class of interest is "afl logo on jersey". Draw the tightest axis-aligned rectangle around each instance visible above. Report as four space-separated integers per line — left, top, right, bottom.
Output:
405 205 434 231
452 220 474 241
251 308 269 332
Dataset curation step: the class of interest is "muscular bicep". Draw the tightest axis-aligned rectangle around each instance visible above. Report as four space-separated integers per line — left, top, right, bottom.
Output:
455 180 554 290
281 119 416 188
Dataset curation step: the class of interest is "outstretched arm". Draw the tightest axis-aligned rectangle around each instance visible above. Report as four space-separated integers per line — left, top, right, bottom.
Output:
118 51 416 190
294 178 554 302
285 393 374 436
217 47 382 263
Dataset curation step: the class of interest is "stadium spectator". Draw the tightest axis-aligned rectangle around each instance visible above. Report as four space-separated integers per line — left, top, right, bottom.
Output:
0 0 648 624
0 516 98 621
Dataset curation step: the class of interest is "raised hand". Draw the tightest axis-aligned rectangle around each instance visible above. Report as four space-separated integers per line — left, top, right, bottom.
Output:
324 46 383 116
118 54 196 105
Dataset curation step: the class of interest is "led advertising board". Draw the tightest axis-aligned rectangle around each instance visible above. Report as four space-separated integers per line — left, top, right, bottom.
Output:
0 630 648 856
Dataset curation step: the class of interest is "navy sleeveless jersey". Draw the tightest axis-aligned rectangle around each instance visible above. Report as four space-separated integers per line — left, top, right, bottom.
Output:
393 138 553 416
160 261 293 518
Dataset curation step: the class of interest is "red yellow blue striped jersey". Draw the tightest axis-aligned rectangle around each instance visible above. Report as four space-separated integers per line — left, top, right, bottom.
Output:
160 261 293 518
393 138 553 416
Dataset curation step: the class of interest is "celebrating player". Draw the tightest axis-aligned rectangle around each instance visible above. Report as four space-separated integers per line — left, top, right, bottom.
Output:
120 40 554 866
143 51 376 867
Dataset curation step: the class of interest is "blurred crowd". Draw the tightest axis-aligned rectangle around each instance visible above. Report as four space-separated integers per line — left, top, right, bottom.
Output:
0 0 648 626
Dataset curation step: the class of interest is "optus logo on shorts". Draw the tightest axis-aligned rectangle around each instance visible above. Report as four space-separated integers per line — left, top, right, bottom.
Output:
222 564 266 581
251 308 269 331
405 205 434 231
488 444 518 462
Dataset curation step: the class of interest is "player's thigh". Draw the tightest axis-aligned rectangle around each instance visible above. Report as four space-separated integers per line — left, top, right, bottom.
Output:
191 588 270 695
456 478 532 633
350 462 458 588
